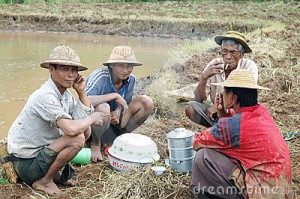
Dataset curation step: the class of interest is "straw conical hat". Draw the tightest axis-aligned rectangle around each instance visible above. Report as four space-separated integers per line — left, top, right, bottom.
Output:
211 69 270 90
103 46 142 66
40 45 87 71
214 31 252 53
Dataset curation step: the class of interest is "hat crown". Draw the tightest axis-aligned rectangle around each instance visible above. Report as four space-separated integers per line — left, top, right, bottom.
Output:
212 69 270 90
40 45 87 71
49 45 80 64
103 46 142 66
225 31 249 43
226 69 256 87
109 46 137 62
214 31 252 53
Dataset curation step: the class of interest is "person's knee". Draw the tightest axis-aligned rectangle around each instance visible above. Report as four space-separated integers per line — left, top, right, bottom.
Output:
71 133 86 149
139 95 154 112
194 148 213 165
95 103 110 114
195 148 206 160
185 104 195 119
95 103 111 124
195 148 230 169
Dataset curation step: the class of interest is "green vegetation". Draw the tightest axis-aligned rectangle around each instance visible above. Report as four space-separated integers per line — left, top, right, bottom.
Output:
0 0 271 4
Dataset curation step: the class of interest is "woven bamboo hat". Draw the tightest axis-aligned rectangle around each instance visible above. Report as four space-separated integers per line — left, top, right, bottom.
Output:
214 31 252 53
40 45 87 71
103 46 142 66
211 69 270 90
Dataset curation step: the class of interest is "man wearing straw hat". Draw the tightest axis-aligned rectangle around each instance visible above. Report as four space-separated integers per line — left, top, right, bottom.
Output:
7 45 104 196
185 31 258 127
85 45 154 162
190 69 292 198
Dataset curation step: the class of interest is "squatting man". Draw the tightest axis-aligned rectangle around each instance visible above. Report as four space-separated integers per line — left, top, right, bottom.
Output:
7 45 104 196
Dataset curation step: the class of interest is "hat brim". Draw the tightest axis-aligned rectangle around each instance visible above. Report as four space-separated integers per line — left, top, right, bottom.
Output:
214 36 252 53
103 60 142 66
40 60 88 71
210 82 270 90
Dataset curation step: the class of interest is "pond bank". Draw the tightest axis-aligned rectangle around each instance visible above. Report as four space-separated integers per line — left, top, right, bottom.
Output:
0 1 268 40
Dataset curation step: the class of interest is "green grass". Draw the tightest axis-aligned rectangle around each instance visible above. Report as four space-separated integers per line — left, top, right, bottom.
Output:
0 0 283 5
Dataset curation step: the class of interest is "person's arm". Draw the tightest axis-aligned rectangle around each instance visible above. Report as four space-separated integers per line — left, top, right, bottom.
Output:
194 77 209 102
32 91 103 136
194 59 224 102
88 93 123 107
56 112 103 136
193 128 227 150
193 115 239 151
73 74 90 107
61 75 104 136
88 93 128 112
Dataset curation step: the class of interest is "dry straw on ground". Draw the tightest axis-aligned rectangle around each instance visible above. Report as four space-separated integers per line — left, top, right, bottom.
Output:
0 1 299 197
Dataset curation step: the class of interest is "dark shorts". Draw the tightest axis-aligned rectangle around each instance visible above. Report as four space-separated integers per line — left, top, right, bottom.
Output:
109 106 129 136
191 148 244 199
101 125 128 148
188 101 217 127
110 123 127 136
12 147 58 186
100 108 130 147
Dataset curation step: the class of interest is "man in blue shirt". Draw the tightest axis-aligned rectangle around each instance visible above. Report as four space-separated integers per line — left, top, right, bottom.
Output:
85 46 154 162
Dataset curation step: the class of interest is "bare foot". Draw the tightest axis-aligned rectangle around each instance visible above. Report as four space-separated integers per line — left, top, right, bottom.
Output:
53 172 76 187
61 179 76 187
32 178 65 196
91 144 103 162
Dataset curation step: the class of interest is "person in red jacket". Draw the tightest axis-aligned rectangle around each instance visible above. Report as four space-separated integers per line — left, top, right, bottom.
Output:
190 69 293 199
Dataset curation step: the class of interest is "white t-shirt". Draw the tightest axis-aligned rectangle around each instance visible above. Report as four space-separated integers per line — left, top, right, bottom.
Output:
7 78 93 158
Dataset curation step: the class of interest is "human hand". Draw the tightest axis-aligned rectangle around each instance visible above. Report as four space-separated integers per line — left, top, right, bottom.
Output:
202 60 224 79
115 95 128 115
73 74 86 94
90 112 104 126
110 108 121 125
205 105 217 121
214 93 228 118
214 93 224 111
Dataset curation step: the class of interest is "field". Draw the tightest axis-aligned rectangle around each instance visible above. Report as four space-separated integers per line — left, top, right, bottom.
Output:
0 1 299 198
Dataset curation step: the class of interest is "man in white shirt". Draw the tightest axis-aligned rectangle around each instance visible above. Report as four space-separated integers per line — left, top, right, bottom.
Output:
185 31 258 127
7 45 103 196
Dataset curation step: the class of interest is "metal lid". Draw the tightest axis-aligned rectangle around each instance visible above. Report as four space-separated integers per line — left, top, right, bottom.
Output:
166 128 195 139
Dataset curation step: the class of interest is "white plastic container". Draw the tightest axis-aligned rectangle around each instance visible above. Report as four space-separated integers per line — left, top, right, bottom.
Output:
106 133 160 171
105 147 151 171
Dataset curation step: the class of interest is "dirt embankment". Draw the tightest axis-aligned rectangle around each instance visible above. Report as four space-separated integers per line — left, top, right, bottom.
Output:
0 13 257 39
0 2 265 40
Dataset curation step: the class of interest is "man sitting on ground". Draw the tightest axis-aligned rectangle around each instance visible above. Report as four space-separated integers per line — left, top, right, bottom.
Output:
190 69 292 198
85 45 154 162
7 45 103 196
185 31 258 127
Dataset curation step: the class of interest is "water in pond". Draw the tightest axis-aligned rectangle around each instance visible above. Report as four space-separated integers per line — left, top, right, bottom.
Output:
0 31 181 139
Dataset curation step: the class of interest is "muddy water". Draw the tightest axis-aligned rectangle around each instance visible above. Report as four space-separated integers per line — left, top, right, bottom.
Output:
0 31 181 139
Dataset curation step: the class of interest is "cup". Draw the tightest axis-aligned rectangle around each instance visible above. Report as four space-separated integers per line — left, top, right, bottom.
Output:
151 166 167 176
71 148 91 165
